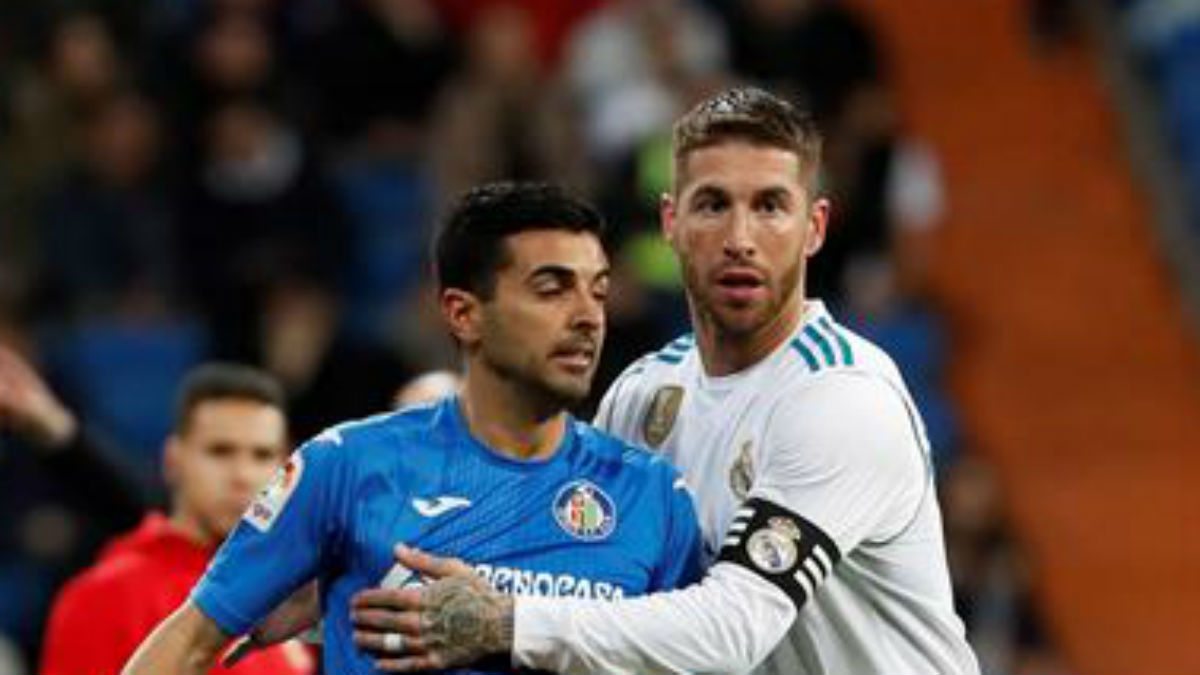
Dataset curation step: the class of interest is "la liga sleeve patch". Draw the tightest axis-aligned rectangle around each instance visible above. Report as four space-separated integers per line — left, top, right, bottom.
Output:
245 452 305 532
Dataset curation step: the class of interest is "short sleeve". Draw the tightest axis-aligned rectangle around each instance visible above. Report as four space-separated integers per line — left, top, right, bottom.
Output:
752 372 929 555
191 433 353 635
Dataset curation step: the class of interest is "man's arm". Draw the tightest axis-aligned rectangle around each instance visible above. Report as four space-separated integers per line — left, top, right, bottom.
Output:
356 547 793 675
121 602 230 675
357 376 924 674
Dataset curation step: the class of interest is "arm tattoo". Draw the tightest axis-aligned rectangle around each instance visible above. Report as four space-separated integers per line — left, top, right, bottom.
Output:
421 577 514 665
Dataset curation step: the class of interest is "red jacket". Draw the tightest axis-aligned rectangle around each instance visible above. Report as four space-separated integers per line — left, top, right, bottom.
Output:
41 513 314 675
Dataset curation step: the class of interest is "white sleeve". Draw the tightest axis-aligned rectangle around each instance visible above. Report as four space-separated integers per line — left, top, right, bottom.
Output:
515 561 794 675
753 371 928 554
514 372 928 675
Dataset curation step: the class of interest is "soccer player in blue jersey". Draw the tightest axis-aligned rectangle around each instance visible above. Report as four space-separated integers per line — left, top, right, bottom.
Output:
121 182 704 675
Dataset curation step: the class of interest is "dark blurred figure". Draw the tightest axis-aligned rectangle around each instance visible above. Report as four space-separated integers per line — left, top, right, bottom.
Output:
0 343 151 666
941 458 1067 674
175 99 351 361
1028 0 1078 53
32 89 175 323
717 0 882 127
258 279 415 442
2 11 126 298
308 0 458 152
148 4 300 166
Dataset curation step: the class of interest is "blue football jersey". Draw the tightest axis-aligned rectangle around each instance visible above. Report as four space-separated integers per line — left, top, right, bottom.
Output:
192 396 703 675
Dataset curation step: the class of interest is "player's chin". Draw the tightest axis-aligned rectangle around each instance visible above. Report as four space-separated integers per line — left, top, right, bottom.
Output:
712 303 771 334
543 370 593 405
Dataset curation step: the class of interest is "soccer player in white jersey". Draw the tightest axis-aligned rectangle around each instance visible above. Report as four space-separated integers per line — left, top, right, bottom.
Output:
332 87 980 675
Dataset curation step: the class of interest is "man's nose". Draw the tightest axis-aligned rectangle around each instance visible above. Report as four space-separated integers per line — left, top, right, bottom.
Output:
723 207 756 259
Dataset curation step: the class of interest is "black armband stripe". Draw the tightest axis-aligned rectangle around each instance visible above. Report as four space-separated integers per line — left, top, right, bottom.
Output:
717 498 841 609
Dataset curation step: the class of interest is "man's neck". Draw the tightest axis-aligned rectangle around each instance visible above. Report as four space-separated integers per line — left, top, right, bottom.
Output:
168 509 216 549
695 298 807 377
459 371 566 461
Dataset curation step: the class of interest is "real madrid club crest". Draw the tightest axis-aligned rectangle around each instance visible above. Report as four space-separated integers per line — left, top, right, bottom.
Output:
729 440 754 500
747 516 803 574
553 480 616 541
642 385 684 448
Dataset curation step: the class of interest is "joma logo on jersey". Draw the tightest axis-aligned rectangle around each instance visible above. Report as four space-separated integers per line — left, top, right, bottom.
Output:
553 480 616 541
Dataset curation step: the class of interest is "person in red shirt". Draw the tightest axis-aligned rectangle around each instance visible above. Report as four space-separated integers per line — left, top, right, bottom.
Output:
40 363 314 675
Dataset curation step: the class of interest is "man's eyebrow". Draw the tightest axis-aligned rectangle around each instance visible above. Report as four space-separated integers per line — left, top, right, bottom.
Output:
687 184 727 201
527 264 611 282
527 265 577 282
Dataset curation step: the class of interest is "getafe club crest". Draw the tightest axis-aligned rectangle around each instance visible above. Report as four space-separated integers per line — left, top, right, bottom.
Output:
642 385 684 448
553 480 616 541
729 440 754 500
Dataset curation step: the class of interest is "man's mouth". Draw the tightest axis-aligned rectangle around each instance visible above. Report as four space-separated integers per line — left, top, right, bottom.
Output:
715 268 766 300
551 342 597 371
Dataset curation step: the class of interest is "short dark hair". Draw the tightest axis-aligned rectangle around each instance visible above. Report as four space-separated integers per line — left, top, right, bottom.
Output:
434 181 606 299
174 362 285 433
672 87 823 193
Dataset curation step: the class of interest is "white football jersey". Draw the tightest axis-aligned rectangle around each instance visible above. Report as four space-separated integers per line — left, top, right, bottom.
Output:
514 301 978 675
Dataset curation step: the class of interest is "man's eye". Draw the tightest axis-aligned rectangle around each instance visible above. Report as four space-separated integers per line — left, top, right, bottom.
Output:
759 198 785 214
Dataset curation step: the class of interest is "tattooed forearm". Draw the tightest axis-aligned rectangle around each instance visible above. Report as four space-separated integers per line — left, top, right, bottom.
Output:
421 577 514 663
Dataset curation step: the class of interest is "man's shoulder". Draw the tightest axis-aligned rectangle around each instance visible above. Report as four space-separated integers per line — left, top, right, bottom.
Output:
575 422 679 482
303 400 444 455
606 334 697 400
50 542 170 622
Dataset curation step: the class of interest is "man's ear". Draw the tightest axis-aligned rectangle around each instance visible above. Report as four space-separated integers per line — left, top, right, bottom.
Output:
660 192 677 245
441 288 483 347
804 197 832 258
163 435 182 488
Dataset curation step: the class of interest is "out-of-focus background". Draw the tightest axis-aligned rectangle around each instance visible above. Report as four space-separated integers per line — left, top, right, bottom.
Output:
0 0 1197 672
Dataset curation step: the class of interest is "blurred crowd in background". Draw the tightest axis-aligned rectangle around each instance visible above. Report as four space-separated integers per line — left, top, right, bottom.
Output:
0 0 1079 673
1119 0 1200 230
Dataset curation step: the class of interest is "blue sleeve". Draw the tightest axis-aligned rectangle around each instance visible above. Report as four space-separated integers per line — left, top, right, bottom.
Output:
191 433 353 635
650 468 705 591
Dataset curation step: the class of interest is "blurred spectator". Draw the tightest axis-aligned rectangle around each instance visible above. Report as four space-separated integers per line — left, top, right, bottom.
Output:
564 0 728 163
258 280 415 442
0 342 152 665
432 0 603 68
175 98 350 361
5 11 124 187
0 343 147 534
429 3 590 202
39 363 313 675
31 89 175 323
716 0 883 127
941 458 1066 674
1 11 126 296
149 5 299 165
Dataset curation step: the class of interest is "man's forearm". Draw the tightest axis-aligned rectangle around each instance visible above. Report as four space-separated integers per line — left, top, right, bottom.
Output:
514 564 795 675
122 603 228 675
